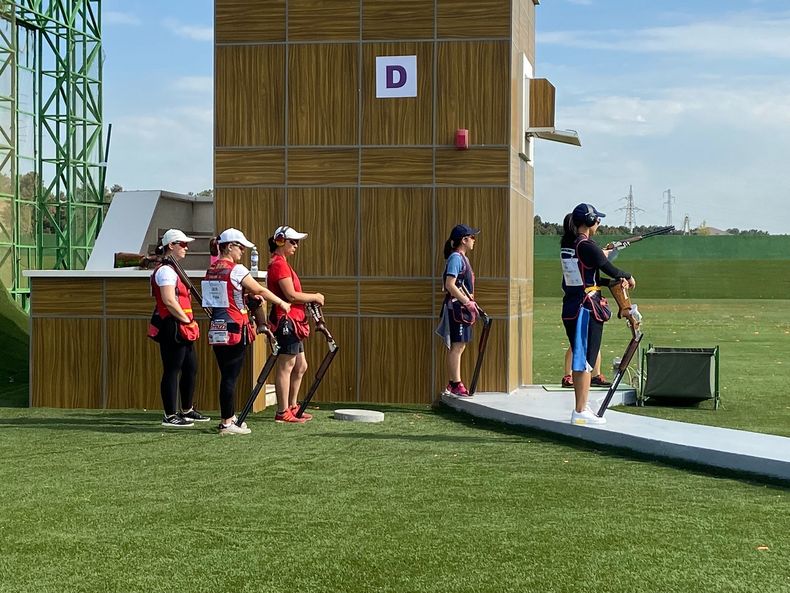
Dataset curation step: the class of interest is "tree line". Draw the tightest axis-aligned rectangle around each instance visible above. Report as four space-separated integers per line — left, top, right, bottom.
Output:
534 216 768 236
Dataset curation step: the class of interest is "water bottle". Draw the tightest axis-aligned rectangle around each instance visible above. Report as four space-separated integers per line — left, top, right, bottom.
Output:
250 246 259 273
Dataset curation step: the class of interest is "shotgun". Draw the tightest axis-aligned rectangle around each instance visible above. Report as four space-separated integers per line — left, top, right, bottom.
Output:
605 226 674 261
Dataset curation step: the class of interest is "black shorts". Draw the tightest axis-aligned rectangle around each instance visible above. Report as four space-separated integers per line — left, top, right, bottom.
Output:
563 308 604 372
274 319 305 356
449 316 473 344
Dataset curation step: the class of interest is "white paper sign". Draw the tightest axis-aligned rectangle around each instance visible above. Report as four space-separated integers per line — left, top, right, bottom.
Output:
376 55 417 98
560 249 583 286
201 280 230 308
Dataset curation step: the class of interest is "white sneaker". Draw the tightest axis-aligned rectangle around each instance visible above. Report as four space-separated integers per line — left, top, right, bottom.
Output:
230 416 248 429
571 408 606 425
218 422 251 435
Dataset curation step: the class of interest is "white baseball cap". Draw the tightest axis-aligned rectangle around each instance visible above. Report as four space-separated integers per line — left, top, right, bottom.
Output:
217 227 255 248
160 229 195 247
273 225 308 241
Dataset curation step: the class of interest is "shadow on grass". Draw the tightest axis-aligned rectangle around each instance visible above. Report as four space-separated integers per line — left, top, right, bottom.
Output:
433 402 790 489
0 412 223 435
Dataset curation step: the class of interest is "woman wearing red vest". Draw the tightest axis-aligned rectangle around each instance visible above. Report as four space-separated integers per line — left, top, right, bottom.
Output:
149 229 208 428
204 228 290 435
266 225 324 423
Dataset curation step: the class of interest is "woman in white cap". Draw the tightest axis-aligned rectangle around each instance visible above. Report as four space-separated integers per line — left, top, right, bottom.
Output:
204 228 291 435
149 229 209 428
266 225 324 423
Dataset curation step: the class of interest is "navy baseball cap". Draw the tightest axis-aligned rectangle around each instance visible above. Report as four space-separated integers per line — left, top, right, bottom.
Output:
450 224 480 241
571 203 606 224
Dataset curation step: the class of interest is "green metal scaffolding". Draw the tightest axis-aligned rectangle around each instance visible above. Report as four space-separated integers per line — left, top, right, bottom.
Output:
0 0 104 308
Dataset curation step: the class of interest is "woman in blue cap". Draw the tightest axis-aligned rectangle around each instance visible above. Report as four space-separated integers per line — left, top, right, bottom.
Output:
436 223 479 397
561 204 635 424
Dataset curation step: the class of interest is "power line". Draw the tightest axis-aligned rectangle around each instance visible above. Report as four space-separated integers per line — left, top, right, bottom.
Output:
662 189 676 227
615 185 644 232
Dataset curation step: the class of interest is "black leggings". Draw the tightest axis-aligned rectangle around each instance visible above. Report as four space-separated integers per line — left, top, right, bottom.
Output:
158 340 197 416
213 343 247 419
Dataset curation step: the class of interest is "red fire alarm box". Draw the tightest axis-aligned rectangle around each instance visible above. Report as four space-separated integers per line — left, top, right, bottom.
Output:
455 128 469 150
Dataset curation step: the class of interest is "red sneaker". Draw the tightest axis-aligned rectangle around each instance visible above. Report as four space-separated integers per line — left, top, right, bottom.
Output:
591 374 612 387
290 405 313 421
561 375 574 388
274 409 306 424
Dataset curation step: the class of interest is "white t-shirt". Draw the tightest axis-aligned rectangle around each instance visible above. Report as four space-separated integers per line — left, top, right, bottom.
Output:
153 265 178 287
229 264 250 310
229 264 250 291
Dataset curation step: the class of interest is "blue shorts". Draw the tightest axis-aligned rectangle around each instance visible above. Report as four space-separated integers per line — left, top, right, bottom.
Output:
449 316 473 343
563 308 604 372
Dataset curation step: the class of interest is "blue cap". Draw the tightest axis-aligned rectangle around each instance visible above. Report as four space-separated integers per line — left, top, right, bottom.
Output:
571 203 606 225
450 224 480 241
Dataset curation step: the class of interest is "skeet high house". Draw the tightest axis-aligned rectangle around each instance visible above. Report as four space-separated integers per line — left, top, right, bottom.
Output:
28 0 578 408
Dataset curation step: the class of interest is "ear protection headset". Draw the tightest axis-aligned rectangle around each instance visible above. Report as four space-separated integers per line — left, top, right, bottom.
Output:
578 204 598 227
274 225 290 247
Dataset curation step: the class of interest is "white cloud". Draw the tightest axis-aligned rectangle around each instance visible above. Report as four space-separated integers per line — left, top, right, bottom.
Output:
107 105 212 194
538 13 790 59
104 11 140 26
170 76 213 95
164 19 213 42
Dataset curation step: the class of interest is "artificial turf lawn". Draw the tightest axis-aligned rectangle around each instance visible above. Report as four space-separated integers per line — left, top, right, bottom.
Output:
0 405 787 593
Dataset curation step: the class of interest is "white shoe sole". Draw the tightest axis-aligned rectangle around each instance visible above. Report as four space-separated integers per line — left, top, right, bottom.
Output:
219 428 251 435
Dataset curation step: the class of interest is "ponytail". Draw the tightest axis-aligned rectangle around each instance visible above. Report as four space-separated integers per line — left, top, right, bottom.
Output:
561 213 578 248
154 237 165 256
443 236 464 259
267 236 277 253
209 237 220 257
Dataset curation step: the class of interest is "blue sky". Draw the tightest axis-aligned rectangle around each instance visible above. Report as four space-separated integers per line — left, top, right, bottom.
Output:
103 0 789 233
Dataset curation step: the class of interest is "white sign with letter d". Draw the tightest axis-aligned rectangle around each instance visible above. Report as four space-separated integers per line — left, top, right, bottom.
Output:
375 56 417 98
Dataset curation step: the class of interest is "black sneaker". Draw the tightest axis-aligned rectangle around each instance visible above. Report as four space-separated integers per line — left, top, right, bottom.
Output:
162 414 194 428
179 408 211 422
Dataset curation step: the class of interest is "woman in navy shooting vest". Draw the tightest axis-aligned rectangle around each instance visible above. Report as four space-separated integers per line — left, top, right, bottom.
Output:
561 204 635 425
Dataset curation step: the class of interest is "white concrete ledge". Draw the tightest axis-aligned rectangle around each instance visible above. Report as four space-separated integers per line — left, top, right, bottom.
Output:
443 387 790 482
24 270 267 279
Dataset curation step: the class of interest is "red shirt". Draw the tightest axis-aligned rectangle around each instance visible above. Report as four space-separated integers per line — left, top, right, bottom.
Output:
267 253 305 322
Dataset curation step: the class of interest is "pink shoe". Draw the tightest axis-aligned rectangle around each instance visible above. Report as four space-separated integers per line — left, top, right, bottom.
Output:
446 382 471 397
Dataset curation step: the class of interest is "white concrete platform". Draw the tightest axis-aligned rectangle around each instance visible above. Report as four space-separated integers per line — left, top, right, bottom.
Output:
442 385 790 482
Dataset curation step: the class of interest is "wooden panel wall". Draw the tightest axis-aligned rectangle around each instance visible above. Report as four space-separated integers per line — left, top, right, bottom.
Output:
213 0 537 401
216 45 285 147
362 42 433 145
32 318 103 408
30 277 274 413
288 44 358 145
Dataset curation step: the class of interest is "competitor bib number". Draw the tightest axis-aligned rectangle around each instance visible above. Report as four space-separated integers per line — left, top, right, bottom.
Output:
561 251 583 287
202 280 230 308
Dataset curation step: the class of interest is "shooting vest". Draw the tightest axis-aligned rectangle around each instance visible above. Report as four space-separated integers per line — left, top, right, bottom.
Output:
204 259 253 346
150 265 194 321
561 235 611 322
443 252 475 297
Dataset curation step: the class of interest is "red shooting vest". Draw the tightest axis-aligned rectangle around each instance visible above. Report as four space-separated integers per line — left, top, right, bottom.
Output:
151 265 194 321
204 259 253 346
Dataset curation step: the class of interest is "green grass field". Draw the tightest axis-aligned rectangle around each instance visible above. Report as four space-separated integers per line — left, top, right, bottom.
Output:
0 405 788 593
533 298 790 437
1 240 788 592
